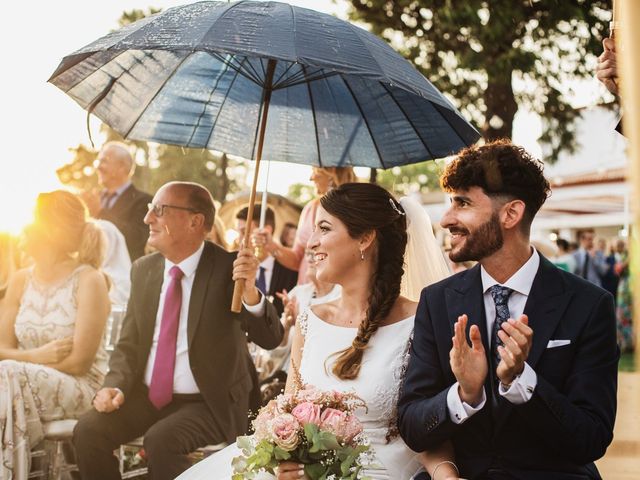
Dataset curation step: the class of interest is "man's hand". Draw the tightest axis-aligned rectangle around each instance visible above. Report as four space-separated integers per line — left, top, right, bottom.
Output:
596 38 618 95
233 247 261 306
449 314 487 406
252 227 278 255
93 387 125 413
496 314 533 386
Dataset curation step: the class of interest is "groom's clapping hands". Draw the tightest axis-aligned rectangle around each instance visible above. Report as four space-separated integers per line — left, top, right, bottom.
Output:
496 315 533 387
450 315 487 406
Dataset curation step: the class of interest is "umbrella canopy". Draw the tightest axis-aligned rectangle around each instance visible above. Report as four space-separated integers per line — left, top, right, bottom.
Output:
49 0 480 168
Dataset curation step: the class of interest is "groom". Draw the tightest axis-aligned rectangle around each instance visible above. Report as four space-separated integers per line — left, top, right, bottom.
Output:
398 140 618 479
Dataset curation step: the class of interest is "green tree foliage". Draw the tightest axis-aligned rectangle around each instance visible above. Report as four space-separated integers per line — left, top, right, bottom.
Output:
375 160 445 196
57 8 247 202
346 0 611 160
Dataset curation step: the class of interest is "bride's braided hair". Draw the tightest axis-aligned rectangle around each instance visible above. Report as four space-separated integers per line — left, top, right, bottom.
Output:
320 183 407 380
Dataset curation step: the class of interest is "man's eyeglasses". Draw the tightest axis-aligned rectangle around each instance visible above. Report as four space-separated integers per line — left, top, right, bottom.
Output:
147 203 200 217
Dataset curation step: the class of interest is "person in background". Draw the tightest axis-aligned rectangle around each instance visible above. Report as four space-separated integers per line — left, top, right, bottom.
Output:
614 238 633 353
253 167 356 284
81 142 152 261
553 237 577 272
235 205 298 317
572 229 607 287
600 238 620 302
206 215 229 251
279 222 297 248
263 248 341 378
96 219 132 307
0 191 110 479
596 37 623 134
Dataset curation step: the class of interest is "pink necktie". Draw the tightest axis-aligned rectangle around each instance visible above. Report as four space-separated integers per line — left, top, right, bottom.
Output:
148 265 184 410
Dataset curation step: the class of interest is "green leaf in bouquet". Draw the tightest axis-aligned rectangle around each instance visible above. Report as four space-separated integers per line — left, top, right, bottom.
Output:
304 422 319 443
246 441 275 470
311 431 340 452
304 462 329 480
273 446 291 461
236 435 254 454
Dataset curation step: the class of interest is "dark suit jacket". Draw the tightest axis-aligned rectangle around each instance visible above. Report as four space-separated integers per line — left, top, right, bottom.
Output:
104 241 284 443
398 256 618 480
98 184 152 261
267 260 298 316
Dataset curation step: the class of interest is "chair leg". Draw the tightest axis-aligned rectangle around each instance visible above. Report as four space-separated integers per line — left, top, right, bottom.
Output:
47 440 63 480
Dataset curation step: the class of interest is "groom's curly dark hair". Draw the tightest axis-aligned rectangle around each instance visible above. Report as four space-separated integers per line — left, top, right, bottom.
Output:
441 139 551 232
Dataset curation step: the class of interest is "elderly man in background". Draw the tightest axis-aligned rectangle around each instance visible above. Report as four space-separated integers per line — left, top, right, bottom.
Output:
82 142 152 261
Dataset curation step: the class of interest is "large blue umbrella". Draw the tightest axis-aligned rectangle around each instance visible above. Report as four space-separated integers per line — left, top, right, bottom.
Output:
49 0 479 168
49 0 480 309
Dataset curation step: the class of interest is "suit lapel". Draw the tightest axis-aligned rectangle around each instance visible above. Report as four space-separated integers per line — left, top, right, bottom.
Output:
141 255 164 353
107 184 135 214
445 265 489 349
524 256 574 368
188 242 216 346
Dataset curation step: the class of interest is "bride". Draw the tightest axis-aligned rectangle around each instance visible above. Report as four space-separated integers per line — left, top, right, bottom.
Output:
177 183 458 480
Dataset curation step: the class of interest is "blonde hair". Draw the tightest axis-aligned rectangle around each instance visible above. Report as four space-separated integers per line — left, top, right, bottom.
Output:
34 191 105 269
314 167 357 188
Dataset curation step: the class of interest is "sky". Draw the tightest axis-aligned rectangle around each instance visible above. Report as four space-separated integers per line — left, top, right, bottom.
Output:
0 0 346 234
0 0 610 234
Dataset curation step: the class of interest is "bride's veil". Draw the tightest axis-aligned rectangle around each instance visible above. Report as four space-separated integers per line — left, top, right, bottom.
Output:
399 196 451 302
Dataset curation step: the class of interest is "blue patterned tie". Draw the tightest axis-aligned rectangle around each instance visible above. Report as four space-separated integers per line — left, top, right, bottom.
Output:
490 285 514 367
256 266 267 294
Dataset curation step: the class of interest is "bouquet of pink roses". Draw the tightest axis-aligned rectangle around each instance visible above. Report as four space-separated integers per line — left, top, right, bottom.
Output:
232 386 370 480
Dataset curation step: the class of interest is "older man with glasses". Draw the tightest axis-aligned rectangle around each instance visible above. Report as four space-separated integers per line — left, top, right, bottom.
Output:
73 181 284 480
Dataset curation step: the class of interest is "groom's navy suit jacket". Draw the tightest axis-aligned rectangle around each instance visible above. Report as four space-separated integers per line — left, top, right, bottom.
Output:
398 256 618 480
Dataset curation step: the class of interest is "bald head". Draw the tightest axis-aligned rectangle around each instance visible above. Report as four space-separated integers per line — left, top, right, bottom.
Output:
96 142 134 190
163 181 216 231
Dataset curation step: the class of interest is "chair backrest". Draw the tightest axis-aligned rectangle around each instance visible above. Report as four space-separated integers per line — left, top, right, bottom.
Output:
104 304 127 352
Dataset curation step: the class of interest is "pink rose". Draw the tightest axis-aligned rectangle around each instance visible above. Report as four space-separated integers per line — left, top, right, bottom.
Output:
296 387 323 403
320 408 348 439
341 414 363 444
291 401 322 426
270 413 300 451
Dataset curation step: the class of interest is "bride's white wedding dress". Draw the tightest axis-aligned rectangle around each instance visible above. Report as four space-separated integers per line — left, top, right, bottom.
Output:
176 307 424 480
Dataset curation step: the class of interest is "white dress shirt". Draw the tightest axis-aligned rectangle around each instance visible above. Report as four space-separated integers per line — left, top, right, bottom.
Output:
447 248 540 424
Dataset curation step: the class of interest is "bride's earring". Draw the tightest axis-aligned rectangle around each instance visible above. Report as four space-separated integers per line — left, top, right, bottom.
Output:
360 249 365 261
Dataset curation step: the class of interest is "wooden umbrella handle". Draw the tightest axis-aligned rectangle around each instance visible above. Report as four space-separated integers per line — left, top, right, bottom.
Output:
231 58 277 313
